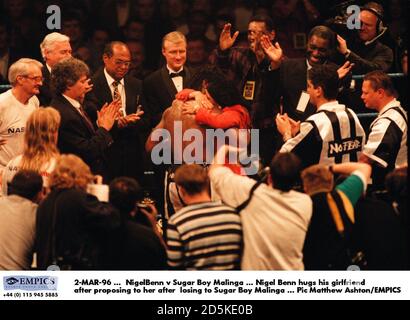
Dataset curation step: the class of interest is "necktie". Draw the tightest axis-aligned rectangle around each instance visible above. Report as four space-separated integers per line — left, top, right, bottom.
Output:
112 81 121 101
112 81 124 117
170 70 185 78
78 105 95 133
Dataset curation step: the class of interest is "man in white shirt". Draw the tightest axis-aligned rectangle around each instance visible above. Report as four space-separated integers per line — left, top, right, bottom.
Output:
276 64 365 168
0 58 43 171
209 146 312 270
360 70 407 188
0 170 44 270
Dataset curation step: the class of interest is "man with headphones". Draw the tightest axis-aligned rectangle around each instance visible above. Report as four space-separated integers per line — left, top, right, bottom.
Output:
336 2 393 75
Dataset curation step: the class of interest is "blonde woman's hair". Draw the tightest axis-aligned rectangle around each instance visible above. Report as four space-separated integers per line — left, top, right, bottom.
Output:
20 107 61 172
49 154 93 191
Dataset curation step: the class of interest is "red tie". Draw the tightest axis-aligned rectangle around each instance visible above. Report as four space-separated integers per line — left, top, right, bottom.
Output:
79 105 95 133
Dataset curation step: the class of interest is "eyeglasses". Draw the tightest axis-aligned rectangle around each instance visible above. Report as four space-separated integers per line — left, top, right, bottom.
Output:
114 60 131 67
22 75 43 82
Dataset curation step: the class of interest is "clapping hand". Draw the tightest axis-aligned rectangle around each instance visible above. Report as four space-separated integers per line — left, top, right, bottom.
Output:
117 110 144 128
97 99 122 131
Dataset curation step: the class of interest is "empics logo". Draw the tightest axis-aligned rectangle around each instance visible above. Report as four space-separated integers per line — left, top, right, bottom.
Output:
5 277 19 285
3 276 58 291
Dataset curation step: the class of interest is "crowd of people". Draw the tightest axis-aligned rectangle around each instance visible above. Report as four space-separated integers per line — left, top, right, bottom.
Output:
0 0 408 270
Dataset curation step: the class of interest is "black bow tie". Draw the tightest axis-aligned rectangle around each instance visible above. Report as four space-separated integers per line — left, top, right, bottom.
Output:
170 70 185 78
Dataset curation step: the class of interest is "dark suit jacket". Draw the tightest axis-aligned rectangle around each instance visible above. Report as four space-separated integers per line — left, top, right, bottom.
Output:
35 188 120 270
106 219 167 270
277 58 352 122
38 66 52 107
51 94 113 177
143 66 192 127
278 58 316 122
85 69 149 182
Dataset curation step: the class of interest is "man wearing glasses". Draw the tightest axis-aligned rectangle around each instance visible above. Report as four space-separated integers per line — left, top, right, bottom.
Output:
85 41 147 182
0 58 43 174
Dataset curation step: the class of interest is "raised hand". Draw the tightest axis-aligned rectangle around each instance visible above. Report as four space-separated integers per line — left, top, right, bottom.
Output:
260 35 283 69
219 23 239 51
337 61 354 79
84 78 94 94
336 34 348 55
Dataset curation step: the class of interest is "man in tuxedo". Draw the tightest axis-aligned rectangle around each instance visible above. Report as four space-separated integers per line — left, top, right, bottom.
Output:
50 57 120 179
143 31 192 128
85 41 146 182
143 31 192 214
39 32 72 106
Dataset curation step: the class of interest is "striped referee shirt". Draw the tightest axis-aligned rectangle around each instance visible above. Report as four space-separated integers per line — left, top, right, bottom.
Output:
166 201 242 270
280 101 366 167
363 99 407 170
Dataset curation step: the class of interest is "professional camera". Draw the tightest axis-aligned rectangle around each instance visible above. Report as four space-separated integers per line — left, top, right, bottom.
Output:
324 0 357 38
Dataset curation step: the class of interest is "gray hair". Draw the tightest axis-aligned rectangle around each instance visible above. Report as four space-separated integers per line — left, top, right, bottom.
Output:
40 32 70 59
8 58 43 86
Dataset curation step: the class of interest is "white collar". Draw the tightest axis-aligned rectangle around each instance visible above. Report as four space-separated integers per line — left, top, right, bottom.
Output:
166 65 184 74
317 100 344 112
379 98 400 115
46 64 52 74
62 94 81 110
104 68 124 86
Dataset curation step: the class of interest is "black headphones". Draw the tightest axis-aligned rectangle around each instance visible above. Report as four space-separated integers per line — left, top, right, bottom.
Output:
361 4 385 35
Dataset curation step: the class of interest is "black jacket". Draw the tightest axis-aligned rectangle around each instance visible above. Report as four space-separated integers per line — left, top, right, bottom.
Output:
35 188 120 270
51 94 113 177
143 66 192 127
85 69 149 181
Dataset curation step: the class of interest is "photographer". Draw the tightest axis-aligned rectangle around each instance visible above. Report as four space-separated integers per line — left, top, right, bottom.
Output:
108 177 167 270
335 2 393 74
